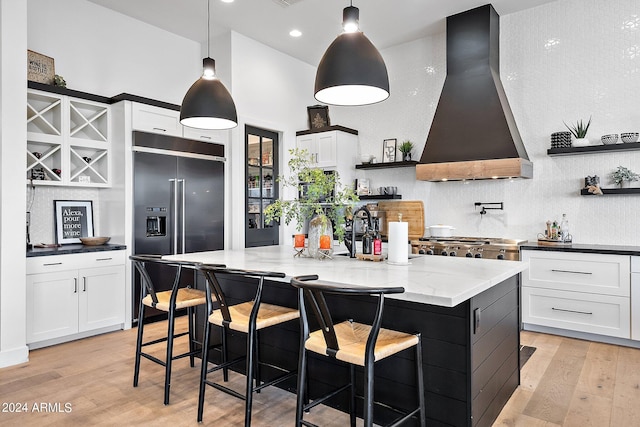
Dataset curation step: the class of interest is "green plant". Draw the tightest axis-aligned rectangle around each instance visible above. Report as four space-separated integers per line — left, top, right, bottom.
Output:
264 148 359 241
399 140 414 154
611 166 639 186
563 117 591 139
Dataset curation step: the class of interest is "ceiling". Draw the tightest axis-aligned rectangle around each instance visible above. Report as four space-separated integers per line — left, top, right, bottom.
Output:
87 0 556 66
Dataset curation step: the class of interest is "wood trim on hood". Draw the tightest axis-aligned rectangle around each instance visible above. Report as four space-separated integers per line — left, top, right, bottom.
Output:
416 158 533 182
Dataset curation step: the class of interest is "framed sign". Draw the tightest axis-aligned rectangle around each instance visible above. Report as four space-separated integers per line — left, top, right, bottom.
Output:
382 139 397 163
27 50 55 85
54 200 94 244
307 105 330 129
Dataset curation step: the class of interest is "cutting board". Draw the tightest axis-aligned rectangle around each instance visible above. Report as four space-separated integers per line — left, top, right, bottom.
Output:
378 200 424 240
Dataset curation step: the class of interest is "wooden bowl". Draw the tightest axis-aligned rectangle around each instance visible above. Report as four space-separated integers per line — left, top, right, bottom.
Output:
79 236 111 246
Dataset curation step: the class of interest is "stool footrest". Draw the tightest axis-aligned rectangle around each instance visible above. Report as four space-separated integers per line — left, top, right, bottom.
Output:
140 352 166 367
205 379 246 400
205 355 245 375
303 383 351 412
253 370 296 392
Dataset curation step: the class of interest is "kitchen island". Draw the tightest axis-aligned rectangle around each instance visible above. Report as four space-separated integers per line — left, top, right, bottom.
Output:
165 246 528 427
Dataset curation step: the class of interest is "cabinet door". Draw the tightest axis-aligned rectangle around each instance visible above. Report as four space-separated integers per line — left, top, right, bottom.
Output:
78 265 126 332
26 271 79 343
315 132 337 168
296 134 316 164
131 103 182 137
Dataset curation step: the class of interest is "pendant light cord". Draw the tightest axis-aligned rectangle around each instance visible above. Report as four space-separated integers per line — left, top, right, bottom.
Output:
207 0 211 57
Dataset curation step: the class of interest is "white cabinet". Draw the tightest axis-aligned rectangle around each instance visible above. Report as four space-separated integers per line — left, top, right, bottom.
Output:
26 251 126 347
27 89 111 187
632 256 640 341
131 103 182 137
521 249 631 339
182 126 227 144
295 127 357 169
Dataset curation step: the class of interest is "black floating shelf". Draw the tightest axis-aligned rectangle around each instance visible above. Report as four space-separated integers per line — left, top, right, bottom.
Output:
355 160 419 169
358 194 402 200
548 142 640 156
580 187 640 195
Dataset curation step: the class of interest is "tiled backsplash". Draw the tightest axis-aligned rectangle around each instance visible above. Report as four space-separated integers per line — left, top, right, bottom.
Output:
335 0 640 244
27 186 100 245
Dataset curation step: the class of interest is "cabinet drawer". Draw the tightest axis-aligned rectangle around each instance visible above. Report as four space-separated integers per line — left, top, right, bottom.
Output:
27 251 126 274
182 126 227 144
522 287 630 338
132 103 181 137
521 250 630 297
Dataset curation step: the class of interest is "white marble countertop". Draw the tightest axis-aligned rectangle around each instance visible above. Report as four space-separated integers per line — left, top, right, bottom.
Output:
164 245 528 307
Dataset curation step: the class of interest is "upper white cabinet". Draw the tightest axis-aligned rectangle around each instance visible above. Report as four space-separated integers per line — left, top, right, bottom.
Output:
295 126 358 170
27 89 111 187
131 103 182 137
131 102 228 144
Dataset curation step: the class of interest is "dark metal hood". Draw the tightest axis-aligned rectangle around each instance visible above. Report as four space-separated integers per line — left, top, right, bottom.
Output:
416 4 532 181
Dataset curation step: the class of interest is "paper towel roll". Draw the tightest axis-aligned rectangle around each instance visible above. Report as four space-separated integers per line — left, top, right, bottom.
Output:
388 221 408 264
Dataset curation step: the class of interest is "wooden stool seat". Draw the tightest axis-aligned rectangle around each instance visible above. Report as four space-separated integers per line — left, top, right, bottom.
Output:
209 301 299 333
306 320 420 367
142 288 206 311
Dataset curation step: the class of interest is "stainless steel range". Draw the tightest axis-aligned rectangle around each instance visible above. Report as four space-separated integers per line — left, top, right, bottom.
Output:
410 237 527 261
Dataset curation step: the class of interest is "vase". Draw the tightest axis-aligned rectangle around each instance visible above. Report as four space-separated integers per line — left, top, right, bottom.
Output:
307 214 333 259
403 153 412 161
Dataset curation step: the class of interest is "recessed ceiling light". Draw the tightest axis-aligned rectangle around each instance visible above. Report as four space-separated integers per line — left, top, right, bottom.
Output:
220 0 234 3
289 29 302 37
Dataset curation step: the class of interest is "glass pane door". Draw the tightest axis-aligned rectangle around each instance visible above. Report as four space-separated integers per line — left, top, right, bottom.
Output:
246 126 279 247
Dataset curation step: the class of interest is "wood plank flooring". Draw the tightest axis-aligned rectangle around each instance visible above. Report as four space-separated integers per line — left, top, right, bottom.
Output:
1 321 639 426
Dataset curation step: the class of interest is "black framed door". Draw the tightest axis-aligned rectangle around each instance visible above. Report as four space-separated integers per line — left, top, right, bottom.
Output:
245 125 279 247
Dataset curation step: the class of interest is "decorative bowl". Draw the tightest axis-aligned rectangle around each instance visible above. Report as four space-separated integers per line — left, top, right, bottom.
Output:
79 236 111 246
601 134 618 145
621 132 639 143
360 154 372 164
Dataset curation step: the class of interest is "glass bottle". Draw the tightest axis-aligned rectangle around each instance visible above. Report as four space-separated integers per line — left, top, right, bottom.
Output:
560 213 569 242
362 223 373 255
372 218 382 255
551 220 559 240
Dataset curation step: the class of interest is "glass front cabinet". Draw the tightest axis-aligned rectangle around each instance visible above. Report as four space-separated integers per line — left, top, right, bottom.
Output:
245 125 279 247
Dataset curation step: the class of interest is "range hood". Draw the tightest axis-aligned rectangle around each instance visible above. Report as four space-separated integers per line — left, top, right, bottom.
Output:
416 4 532 182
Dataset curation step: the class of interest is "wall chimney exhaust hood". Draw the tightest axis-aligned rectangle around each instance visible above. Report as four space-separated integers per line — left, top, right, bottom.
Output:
416 4 532 182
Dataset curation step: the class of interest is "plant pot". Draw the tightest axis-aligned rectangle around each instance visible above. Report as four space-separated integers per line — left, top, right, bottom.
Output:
307 214 333 259
403 153 412 161
572 137 590 147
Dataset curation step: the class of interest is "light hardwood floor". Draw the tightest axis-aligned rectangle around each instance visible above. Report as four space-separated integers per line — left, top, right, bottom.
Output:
1 319 639 426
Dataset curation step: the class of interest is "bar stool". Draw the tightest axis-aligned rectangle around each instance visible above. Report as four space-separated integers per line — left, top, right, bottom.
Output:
130 255 223 405
290 275 426 427
196 265 300 427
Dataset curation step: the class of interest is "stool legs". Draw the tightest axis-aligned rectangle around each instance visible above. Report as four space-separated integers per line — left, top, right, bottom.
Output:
295 336 308 427
244 324 257 427
349 365 356 427
416 334 426 427
363 358 375 427
133 301 146 388
197 318 212 423
164 308 177 405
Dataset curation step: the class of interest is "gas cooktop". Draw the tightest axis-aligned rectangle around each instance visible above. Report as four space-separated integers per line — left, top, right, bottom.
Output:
412 237 528 260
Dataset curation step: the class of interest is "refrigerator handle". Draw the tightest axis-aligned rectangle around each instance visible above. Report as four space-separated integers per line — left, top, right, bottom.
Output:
179 179 186 254
169 178 178 254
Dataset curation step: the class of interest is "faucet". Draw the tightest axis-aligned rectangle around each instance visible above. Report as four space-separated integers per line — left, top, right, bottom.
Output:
344 206 372 258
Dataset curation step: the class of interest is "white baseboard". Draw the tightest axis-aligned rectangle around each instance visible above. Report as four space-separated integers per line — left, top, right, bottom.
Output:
0 345 29 368
523 323 640 349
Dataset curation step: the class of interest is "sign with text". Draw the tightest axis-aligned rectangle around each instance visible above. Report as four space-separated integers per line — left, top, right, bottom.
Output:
54 200 94 244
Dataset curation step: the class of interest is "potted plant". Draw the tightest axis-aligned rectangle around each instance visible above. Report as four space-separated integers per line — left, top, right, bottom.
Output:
264 148 359 258
564 117 592 147
610 166 639 188
399 140 414 161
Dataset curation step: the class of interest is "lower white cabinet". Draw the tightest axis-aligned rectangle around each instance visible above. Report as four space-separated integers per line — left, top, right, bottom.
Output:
632 256 640 341
26 251 125 346
521 249 632 340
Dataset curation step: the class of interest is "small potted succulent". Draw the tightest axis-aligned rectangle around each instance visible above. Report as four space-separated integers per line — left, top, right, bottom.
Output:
611 166 639 188
398 140 414 161
564 117 592 147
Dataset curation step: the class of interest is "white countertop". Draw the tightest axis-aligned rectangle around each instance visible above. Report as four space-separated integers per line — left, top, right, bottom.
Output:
164 245 528 307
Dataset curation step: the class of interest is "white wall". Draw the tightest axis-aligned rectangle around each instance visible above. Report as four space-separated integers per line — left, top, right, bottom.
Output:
332 0 640 245
0 0 29 368
227 31 317 249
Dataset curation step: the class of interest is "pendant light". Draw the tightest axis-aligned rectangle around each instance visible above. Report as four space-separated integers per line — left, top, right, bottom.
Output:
314 1 389 106
180 0 237 129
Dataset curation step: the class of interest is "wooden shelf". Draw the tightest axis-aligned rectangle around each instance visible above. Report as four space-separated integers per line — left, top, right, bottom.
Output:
548 142 640 156
580 187 640 195
358 194 402 200
355 160 418 170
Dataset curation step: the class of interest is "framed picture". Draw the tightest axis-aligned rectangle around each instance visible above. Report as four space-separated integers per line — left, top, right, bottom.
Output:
307 105 330 129
27 50 55 85
54 200 94 244
382 139 397 163
355 178 370 196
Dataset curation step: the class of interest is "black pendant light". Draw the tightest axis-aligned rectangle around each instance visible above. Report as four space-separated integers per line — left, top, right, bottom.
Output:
314 2 389 106
180 0 237 129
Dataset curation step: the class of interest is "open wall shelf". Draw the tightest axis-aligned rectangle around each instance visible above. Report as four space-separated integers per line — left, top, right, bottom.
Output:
355 160 418 170
548 142 640 156
580 188 640 195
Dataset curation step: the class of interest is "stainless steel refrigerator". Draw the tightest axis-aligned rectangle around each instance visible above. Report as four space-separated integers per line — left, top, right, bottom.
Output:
132 131 224 322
